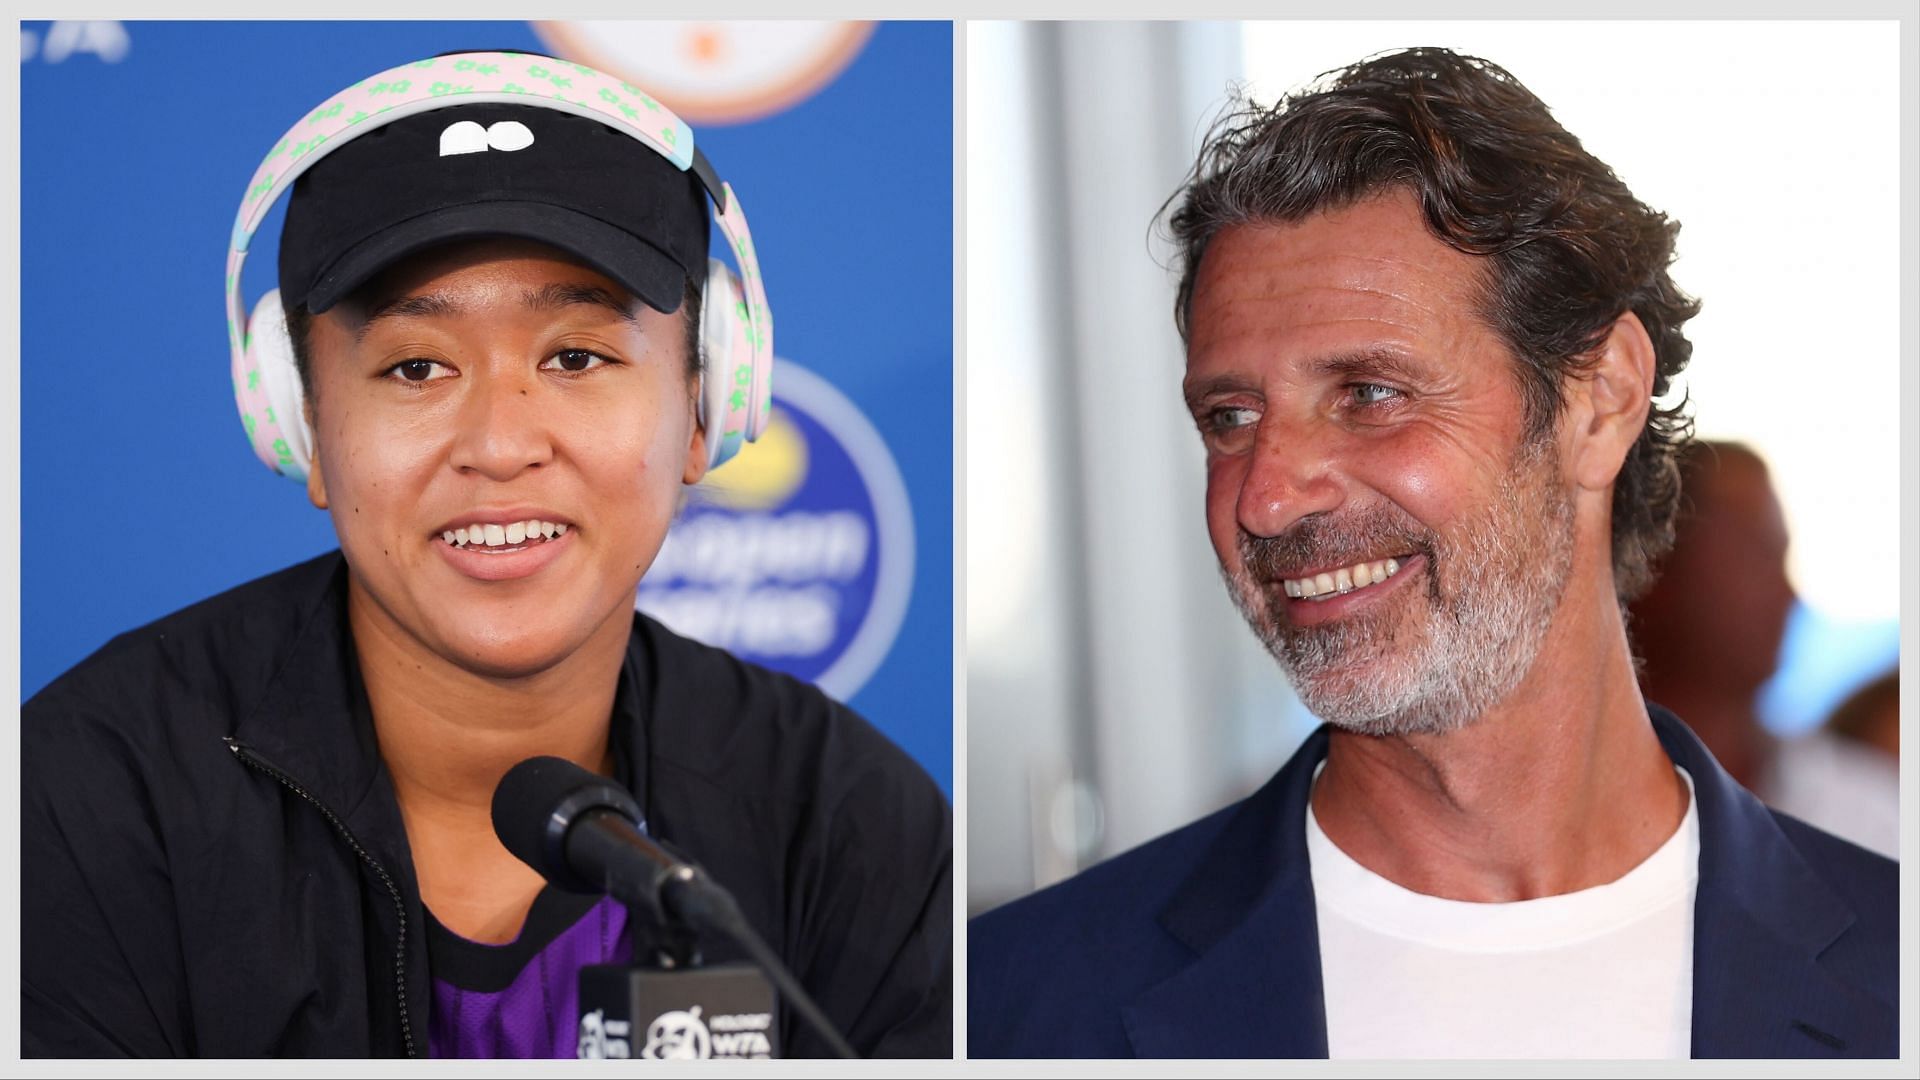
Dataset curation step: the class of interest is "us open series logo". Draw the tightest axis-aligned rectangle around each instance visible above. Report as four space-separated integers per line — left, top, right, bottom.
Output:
639 359 915 703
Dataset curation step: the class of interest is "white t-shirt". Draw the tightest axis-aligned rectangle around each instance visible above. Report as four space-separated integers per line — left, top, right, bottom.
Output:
1309 767 1699 1059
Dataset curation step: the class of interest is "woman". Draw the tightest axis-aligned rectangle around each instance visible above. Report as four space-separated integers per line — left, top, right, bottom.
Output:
21 51 950 1059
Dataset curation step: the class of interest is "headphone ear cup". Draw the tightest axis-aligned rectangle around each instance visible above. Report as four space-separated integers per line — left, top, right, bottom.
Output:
699 258 753 470
235 289 314 482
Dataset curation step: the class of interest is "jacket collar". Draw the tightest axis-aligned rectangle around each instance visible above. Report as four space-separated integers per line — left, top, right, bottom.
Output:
223 553 428 1058
227 553 389 836
227 551 654 867
221 550 658 1058
1120 707 1883 1058
1120 724 1331 1058
1649 704 1885 1057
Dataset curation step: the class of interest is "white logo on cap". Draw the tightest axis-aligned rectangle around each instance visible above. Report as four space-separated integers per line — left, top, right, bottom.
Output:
439 120 536 157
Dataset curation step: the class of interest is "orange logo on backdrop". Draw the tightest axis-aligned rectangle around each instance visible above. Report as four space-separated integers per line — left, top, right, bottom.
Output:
532 21 874 126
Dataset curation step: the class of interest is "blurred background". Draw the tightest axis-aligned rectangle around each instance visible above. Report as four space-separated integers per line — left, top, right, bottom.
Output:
967 20 1904 914
20 20 952 794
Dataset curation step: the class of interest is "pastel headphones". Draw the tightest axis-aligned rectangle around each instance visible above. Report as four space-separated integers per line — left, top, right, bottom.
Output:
226 50 774 483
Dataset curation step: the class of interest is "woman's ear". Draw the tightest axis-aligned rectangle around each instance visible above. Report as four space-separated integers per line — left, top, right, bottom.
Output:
682 395 710 487
304 401 329 510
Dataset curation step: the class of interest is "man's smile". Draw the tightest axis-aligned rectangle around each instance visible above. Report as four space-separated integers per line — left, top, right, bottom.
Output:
1270 553 1426 630
1281 554 1411 600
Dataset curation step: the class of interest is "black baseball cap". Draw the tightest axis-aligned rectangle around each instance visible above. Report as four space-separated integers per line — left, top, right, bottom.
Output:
278 102 709 316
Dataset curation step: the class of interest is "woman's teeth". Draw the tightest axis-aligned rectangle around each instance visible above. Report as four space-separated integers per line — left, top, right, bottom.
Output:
443 519 567 548
1284 557 1404 600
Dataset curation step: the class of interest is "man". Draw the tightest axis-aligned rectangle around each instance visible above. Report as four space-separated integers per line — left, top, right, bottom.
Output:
1634 441 1900 858
23 52 950 1059
1632 442 1798 792
969 48 1895 1059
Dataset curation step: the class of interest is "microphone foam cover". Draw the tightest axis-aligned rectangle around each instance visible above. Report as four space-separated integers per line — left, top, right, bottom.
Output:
491 756 643 888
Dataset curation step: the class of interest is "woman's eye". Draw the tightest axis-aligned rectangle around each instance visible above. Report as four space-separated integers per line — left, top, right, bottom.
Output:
385 359 450 384
543 349 613 373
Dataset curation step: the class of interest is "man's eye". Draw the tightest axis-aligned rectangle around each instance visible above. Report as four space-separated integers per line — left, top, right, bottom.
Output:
1201 406 1260 453
1349 383 1401 407
385 358 450 383
542 349 614 373
1209 406 1259 432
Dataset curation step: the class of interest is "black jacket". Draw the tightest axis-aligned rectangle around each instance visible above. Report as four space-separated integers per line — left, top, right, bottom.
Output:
22 551 951 1058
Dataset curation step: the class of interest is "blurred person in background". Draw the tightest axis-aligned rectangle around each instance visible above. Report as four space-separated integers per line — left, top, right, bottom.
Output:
969 47 1896 1060
1825 669 1900 761
1632 442 1898 859
1771 669 1900 859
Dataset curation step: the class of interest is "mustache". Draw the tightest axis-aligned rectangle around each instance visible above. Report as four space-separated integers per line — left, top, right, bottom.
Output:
1238 506 1435 583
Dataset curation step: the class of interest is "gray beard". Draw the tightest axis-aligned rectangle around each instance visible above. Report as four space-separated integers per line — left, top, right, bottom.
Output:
1225 441 1576 737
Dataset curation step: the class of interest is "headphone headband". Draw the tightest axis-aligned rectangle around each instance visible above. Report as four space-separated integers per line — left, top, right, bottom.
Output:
225 49 772 443
231 52 691 253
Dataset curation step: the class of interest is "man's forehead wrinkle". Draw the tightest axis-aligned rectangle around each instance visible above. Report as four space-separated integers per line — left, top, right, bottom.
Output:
1195 289 1489 380
1197 254 1461 332
1208 205 1482 298
1188 294 1441 380
1278 261 1471 332
1310 344 1432 382
1183 370 1262 407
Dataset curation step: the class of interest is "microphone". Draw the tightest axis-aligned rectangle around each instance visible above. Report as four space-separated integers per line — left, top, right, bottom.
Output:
491 756 858 1059
491 755 737 935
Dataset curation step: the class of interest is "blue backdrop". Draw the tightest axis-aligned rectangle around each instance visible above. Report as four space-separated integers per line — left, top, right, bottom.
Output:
21 20 953 794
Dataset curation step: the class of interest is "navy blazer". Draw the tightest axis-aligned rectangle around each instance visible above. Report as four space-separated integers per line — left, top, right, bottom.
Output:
969 706 1898 1058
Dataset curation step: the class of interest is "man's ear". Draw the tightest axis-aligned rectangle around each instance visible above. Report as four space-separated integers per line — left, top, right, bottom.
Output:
304 400 329 510
1567 311 1657 492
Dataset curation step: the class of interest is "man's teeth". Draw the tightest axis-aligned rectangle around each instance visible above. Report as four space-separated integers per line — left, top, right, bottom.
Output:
442 519 568 548
1283 557 1403 600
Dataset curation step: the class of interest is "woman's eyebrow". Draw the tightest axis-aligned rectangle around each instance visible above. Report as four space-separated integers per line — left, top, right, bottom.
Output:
354 293 461 343
352 283 639 343
520 283 640 323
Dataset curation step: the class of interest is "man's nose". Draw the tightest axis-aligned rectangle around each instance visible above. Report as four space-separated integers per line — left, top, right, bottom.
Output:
447 369 555 480
1235 417 1344 538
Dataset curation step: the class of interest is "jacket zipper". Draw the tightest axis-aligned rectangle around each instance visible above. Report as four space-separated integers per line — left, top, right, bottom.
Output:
225 737 418 1058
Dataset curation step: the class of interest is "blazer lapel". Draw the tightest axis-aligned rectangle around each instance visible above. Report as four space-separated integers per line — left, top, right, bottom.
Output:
1121 727 1332 1058
1651 707 1894 1058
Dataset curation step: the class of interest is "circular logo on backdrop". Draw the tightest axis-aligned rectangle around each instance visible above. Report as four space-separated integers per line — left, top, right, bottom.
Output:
638 359 914 702
531 21 873 125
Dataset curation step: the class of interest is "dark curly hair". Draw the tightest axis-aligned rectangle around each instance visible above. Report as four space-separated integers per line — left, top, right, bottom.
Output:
1166 48 1699 603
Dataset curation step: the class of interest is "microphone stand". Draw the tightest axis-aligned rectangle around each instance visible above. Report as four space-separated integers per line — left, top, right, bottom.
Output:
581 830 859 1060
494 758 859 1060
645 895 701 971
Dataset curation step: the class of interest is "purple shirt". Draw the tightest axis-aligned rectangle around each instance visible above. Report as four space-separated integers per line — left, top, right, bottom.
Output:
427 889 635 1058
